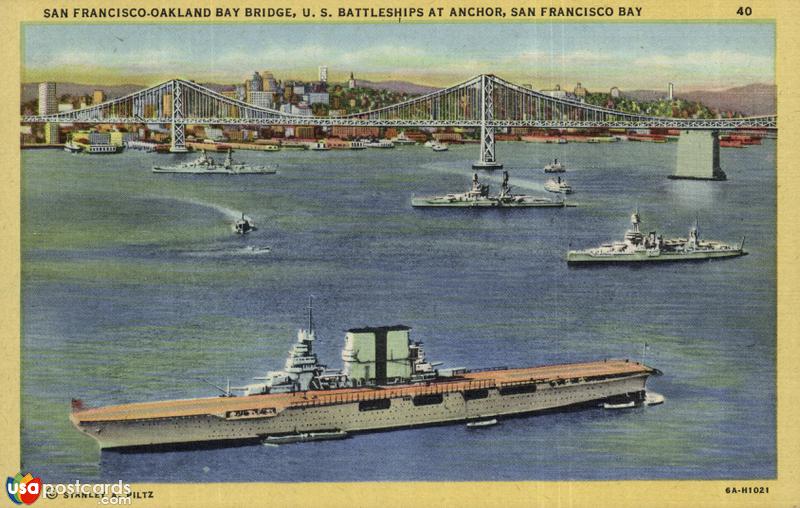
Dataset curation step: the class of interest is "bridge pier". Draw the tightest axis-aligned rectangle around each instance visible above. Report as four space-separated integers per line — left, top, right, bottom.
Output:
170 123 188 153
473 125 503 170
472 74 503 170
669 130 726 181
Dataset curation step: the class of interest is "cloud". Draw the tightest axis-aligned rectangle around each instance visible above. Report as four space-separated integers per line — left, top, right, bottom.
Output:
633 50 772 69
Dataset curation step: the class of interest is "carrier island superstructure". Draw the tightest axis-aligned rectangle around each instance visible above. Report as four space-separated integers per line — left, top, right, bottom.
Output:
71 308 661 450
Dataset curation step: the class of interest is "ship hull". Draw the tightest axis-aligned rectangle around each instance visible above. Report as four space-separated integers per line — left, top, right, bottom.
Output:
152 167 276 175
72 371 650 450
567 249 746 264
412 198 565 208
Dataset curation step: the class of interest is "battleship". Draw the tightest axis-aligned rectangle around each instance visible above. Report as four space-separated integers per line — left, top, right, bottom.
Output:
412 172 565 208
567 211 747 264
70 300 661 450
152 149 277 174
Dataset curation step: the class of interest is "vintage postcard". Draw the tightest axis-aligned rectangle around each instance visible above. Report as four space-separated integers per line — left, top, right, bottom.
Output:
2 0 797 506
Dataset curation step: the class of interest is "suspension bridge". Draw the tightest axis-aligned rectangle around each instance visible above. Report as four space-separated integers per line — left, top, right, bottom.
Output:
22 74 777 171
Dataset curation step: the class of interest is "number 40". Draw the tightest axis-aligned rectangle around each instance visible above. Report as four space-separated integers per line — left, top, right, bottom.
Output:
737 6 752 15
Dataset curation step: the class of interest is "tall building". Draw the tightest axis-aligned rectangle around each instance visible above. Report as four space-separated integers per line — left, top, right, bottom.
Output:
318 66 328 83
668 82 674 101
235 84 247 101
93 89 106 105
262 71 278 92
249 71 264 92
348 72 357 89
38 82 57 115
573 82 588 97
610 87 620 98
248 91 274 110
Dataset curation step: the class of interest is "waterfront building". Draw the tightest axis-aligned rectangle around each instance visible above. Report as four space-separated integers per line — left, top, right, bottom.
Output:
38 82 57 115
331 126 380 139
574 82 588 97
610 86 620 98
93 90 106 105
318 66 328 83
110 130 137 146
294 125 315 138
348 72 357 89
293 84 306 96
162 94 172 117
541 84 571 100
204 127 225 141
44 123 59 144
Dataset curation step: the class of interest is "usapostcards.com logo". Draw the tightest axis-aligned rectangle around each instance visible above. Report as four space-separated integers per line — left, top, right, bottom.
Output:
6 472 42 505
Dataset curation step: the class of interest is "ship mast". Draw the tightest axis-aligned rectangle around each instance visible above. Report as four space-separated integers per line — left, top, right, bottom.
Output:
307 295 314 333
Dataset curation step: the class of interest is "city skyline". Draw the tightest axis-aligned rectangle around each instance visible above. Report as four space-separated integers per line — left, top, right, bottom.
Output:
23 23 774 91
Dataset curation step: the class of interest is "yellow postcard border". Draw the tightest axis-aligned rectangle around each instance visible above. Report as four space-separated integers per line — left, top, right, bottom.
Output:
2 0 797 506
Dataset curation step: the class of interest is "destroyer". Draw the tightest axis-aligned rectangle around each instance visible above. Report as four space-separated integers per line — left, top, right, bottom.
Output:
544 177 573 194
412 172 565 208
567 211 746 264
70 300 661 450
153 149 277 174
544 158 565 173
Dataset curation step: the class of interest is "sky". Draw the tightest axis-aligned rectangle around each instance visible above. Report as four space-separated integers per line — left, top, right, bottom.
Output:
23 23 775 91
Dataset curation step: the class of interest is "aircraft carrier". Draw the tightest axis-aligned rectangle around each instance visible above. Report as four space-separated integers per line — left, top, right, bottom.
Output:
71 304 661 450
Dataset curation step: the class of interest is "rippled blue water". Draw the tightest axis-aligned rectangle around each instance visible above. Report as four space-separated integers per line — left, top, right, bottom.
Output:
21 139 775 482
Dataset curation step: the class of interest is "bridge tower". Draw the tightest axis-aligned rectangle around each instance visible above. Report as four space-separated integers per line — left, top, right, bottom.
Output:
472 75 503 170
170 80 188 153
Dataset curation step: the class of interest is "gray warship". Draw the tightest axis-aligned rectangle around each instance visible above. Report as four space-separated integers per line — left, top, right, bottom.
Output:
412 172 565 208
153 149 277 174
70 299 661 450
567 211 746 264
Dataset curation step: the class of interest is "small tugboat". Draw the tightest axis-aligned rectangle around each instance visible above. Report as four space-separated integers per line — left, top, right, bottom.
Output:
234 214 256 235
391 131 417 145
603 401 636 410
466 418 498 428
412 172 565 208
63 140 83 153
567 211 747 264
644 391 665 406
308 141 330 151
544 176 573 194
544 158 565 173
431 141 449 152
366 139 395 149
263 430 348 445
153 149 277 174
